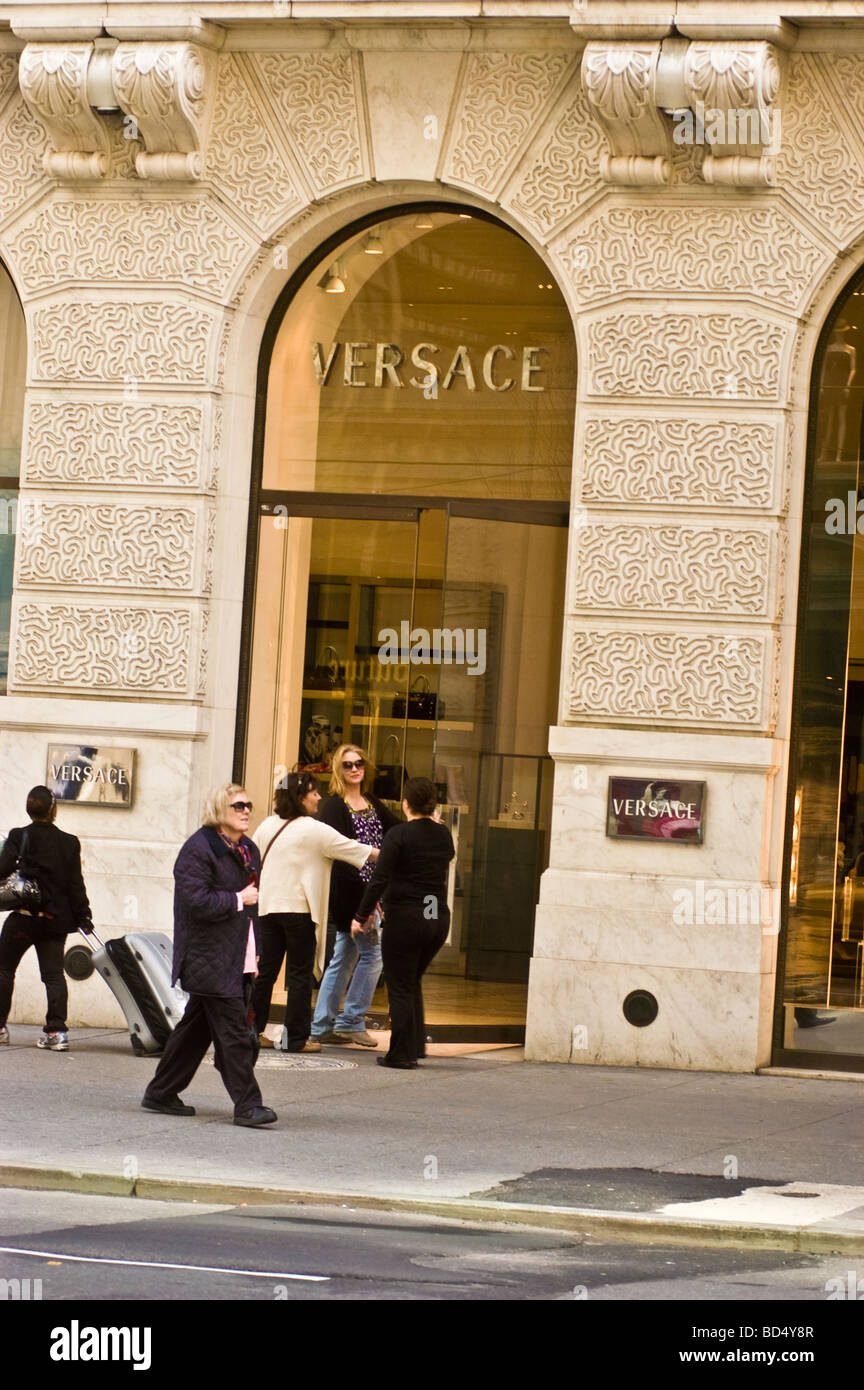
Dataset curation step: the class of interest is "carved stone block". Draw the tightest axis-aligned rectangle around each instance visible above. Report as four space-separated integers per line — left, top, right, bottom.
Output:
11 601 195 696
30 301 219 384
22 400 208 489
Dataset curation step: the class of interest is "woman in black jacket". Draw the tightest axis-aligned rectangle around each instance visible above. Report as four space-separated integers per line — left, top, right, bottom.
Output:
310 744 399 1048
141 782 276 1128
351 777 454 1069
0 785 93 1052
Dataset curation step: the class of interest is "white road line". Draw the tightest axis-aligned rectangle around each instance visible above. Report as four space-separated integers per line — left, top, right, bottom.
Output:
0 1245 329 1282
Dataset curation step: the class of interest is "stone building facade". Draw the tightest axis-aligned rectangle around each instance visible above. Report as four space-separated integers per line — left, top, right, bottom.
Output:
1 0 862 1072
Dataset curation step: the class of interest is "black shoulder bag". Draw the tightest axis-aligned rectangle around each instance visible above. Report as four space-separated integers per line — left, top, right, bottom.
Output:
0 829 43 912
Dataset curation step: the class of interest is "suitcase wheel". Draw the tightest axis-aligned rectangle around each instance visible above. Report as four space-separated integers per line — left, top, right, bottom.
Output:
130 1034 145 1056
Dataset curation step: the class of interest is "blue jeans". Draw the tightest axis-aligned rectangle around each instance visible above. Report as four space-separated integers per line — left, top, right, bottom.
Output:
311 928 383 1035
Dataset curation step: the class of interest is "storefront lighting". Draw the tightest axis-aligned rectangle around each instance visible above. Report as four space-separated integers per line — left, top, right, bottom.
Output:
414 215 433 229
321 264 346 294
363 231 384 255
458 213 472 219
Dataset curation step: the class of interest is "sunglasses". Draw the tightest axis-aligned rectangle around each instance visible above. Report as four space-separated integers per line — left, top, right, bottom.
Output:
342 760 365 771
229 801 253 813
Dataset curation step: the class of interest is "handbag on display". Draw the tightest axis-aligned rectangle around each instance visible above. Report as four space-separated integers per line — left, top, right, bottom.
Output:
0 829 42 912
373 734 407 800
842 871 864 943
392 673 439 721
303 645 343 691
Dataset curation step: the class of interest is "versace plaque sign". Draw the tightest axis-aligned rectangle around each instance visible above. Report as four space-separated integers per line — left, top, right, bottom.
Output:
606 778 705 844
47 745 135 807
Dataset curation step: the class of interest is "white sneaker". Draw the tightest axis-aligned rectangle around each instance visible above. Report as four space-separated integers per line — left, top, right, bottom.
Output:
36 1031 69 1051
0 1026 9 1044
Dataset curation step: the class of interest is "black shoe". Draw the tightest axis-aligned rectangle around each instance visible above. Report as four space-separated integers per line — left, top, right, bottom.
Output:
141 1095 196 1116
376 1056 417 1070
234 1106 278 1127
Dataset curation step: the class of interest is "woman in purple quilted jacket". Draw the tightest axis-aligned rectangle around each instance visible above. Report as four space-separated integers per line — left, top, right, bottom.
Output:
141 783 277 1129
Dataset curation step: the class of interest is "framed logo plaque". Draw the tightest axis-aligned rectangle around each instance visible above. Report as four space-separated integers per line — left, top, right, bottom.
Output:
47 745 135 807
606 777 705 844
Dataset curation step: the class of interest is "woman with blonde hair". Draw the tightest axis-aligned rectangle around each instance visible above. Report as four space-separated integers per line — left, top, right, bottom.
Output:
251 769 379 1052
310 744 400 1048
141 783 276 1127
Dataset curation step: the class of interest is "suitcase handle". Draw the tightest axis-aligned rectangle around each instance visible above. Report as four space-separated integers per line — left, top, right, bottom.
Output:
80 925 105 949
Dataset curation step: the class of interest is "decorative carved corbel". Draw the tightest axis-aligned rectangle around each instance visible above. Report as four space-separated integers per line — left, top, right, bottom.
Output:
19 43 110 180
683 42 782 186
581 42 671 186
111 42 216 181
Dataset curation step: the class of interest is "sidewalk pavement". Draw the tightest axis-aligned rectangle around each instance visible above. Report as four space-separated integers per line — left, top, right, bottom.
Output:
2 1025 864 1254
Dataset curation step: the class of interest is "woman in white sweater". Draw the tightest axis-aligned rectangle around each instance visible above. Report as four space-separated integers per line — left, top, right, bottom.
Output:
251 772 377 1053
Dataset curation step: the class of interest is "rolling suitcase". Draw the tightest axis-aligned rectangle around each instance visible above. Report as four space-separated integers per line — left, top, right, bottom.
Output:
85 929 188 1056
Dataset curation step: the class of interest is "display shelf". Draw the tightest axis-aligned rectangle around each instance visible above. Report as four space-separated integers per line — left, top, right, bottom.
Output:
351 714 474 732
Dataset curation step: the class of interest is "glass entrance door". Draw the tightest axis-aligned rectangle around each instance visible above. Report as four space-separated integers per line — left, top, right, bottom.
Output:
242 501 566 1039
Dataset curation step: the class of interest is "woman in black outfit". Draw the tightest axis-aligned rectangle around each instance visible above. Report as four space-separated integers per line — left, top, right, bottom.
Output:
351 777 454 1069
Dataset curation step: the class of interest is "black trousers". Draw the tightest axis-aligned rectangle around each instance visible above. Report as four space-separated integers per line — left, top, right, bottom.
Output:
0 914 67 1032
143 992 262 1116
381 906 449 1066
251 912 316 1051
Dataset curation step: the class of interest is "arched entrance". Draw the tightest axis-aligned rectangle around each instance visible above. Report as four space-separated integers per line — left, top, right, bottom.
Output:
778 265 864 1068
236 205 576 1040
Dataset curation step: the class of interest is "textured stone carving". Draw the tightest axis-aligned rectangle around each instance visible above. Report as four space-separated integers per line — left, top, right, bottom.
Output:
31 302 217 384
207 407 222 493
571 524 773 616
13 199 251 298
17 503 197 589
586 313 787 400
251 52 366 194
112 42 217 181
565 626 771 728
581 43 669 185
202 506 216 596
558 206 827 311
207 56 305 235
0 97 51 220
19 43 110 180
777 55 864 245
683 42 781 187
504 75 604 239
445 51 572 197
13 603 193 694
197 604 210 698
0 54 19 109
23 401 205 488
581 416 778 509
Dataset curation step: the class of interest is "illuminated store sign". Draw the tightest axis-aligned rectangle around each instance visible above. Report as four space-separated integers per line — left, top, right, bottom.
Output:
312 341 547 391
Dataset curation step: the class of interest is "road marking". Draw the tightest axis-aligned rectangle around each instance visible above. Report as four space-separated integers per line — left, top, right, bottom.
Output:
0 1245 328 1282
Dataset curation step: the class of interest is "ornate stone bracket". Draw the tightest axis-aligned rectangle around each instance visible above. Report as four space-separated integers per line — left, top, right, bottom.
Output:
18 39 217 181
19 43 110 180
581 42 671 186
580 38 783 187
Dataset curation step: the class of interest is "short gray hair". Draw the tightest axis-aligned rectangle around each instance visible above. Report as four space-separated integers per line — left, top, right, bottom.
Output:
201 783 247 829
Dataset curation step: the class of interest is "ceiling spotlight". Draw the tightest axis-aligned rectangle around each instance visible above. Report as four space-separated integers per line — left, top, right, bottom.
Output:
321 263 346 293
458 213 472 219
414 214 434 230
363 230 384 255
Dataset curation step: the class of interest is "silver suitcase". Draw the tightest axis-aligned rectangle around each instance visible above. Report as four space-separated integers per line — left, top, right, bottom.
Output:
88 930 187 1055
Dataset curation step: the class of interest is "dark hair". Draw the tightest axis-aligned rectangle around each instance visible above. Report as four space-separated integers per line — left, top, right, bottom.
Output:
274 772 319 821
27 785 55 821
403 776 437 817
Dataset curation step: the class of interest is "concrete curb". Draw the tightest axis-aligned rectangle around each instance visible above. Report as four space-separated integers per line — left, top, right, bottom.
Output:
1 1163 863 1255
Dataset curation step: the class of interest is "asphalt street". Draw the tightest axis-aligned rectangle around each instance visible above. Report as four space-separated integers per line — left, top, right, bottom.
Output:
0 1187 859 1304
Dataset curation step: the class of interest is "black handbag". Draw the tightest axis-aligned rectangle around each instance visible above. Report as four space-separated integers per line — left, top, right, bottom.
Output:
373 734 407 800
303 645 343 691
0 829 42 912
392 674 439 721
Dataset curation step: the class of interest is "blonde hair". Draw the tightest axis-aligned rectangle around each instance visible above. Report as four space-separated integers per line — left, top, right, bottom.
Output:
202 783 248 828
328 745 375 800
